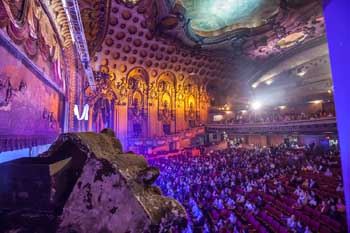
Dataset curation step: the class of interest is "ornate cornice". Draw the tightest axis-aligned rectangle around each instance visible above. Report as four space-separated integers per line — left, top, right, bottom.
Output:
247 36 328 87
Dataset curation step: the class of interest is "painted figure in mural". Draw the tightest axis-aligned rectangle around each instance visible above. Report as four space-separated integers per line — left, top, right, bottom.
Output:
93 97 111 131
0 75 26 107
42 108 58 129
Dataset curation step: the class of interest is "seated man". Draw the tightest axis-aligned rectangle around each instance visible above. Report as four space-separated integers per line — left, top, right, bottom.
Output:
228 212 237 225
236 194 245 204
213 197 225 210
225 197 236 210
287 215 296 229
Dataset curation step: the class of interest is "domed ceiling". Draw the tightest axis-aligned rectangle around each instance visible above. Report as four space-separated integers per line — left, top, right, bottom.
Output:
78 0 328 105
181 0 280 37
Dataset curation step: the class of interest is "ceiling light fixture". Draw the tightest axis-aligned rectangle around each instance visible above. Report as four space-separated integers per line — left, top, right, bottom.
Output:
309 100 323 104
265 79 273 85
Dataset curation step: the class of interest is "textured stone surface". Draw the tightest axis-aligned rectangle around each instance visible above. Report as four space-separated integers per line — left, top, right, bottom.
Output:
1 129 187 233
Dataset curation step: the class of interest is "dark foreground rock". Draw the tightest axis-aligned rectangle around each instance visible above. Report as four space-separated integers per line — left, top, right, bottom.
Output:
0 129 187 233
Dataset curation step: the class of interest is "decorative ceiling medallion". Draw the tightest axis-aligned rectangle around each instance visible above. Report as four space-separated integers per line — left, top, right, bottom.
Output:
181 0 280 37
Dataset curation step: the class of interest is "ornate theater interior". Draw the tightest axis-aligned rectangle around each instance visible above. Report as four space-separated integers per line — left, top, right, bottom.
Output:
0 0 349 232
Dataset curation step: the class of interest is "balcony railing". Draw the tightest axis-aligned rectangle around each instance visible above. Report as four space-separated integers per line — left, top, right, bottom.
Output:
206 117 337 134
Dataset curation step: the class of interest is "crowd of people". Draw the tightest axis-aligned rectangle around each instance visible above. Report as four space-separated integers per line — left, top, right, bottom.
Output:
149 146 346 233
225 110 335 124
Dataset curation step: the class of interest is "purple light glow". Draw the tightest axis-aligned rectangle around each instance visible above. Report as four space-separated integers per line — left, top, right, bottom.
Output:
323 0 350 230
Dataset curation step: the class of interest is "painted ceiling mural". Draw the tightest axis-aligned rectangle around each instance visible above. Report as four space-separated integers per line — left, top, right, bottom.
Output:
242 1 325 60
181 0 280 36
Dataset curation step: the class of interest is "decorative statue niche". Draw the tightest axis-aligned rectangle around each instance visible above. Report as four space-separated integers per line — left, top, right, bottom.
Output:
199 84 210 110
126 67 149 138
183 78 199 127
86 71 118 132
131 90 143 117
157 72 176 135
186 95 197 128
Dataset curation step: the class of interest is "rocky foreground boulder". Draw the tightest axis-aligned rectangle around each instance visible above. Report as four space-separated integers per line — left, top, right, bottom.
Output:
0 129 187 233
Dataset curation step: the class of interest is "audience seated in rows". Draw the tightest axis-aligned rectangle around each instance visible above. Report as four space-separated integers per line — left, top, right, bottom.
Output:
149 145 346 232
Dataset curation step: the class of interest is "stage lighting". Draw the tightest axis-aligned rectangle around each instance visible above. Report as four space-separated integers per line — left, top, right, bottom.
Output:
251 101 262 110
309 100 323 104
278 105 287 110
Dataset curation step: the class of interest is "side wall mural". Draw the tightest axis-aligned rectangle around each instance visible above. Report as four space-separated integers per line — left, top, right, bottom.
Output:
0 0 81 153
0 46 62 135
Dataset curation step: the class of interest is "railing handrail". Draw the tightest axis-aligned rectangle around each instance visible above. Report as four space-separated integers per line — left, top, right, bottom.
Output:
207 117 337 128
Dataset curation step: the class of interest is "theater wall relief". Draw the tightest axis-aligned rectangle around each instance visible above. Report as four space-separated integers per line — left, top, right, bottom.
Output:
83 0 211 151
0 45 62 151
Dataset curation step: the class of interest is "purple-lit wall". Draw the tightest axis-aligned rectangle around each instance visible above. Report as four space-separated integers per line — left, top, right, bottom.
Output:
0 44 63 153
323 0 350 230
